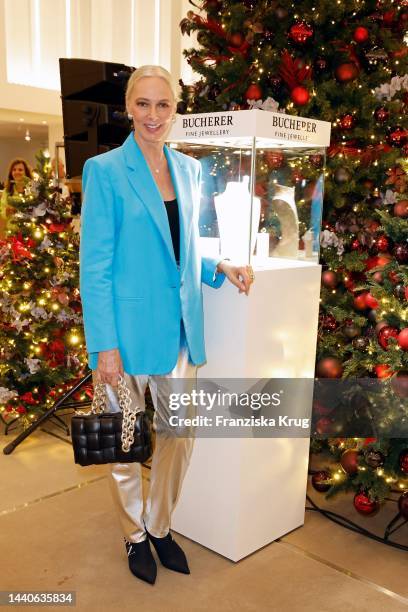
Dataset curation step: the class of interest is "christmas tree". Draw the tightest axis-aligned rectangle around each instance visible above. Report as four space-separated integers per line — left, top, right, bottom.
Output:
178 0 408 516
0 152 87 429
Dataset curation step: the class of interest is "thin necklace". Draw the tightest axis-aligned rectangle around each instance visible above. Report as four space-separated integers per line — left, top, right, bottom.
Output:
146 153 165 175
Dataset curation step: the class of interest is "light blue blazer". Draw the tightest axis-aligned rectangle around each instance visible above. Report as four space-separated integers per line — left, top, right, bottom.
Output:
80 131 225 374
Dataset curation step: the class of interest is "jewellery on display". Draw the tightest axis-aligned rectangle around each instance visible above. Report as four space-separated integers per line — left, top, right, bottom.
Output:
270 184 299 258
214 177 261 263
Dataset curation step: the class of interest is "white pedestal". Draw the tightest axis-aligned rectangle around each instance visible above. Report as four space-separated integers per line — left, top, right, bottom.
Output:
172 259 322 561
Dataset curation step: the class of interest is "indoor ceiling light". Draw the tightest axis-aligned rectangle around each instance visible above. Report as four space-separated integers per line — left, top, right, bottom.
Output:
25 129 31 141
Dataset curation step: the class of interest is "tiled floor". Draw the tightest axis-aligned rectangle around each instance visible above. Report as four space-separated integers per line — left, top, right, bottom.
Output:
0 419 407 612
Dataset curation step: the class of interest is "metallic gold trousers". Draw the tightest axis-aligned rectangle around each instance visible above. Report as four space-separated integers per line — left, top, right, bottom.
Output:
98 322 197 543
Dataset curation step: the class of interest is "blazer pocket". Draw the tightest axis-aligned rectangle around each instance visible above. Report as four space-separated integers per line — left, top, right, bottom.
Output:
113 295 144 301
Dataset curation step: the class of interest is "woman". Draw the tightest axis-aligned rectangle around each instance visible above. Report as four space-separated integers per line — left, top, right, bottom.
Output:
0 158 33 237
80 65 254 585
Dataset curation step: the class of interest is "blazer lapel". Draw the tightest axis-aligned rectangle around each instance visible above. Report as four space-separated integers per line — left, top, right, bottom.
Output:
122 133 176 266
163 144 193 277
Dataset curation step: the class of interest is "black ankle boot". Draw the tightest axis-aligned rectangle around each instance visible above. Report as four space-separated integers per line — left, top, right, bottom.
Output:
146 530 190 575
125 538 157 584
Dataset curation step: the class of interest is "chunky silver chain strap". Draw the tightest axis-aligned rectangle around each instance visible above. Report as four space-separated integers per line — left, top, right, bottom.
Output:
90 375 137 453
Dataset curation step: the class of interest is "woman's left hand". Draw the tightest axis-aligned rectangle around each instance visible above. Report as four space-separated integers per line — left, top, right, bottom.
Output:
216 260 255 296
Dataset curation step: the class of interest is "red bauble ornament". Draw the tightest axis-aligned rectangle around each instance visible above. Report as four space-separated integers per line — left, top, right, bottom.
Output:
309 154 324 168
374 106 389 122
399 450 408 474
290 86 310 105
351 239 362 251
316 357 343 378
405 286 408 301
311 471 332 492
320 314 337 331
393 244 408 264
375 321 388 335
339 113 355 130
377 253 392 267
245 83 262 100
374 364 393 378
391 372 408 398
288 21 313 44
365 256 378 270
353 491 379 515
16 405 27 415
398 328 408 350
386 125 408 147
375 235 389 252
354 292 368 311
378 326 399 349
394 200 408 218
353 26 369 43
335 63 359 82
315 417 334 435
265 151 285 169
382 10 396 26
322 270 338 288
398 491 408 519
340 449 359 474
372 271 383 283
365 293 379 309
366 253 392 270
394 200 408 219
228 32 244 47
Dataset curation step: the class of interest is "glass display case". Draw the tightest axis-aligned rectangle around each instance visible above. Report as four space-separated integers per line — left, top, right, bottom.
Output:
167 109 332 265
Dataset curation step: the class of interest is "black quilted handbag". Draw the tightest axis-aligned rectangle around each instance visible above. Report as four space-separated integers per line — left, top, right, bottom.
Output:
71 375 152 466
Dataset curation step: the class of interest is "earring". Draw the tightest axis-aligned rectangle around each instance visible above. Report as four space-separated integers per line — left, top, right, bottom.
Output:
172 116 176 123
127 113 133 120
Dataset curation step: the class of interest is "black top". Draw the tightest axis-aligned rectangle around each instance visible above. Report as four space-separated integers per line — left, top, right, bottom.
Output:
163 198 180 265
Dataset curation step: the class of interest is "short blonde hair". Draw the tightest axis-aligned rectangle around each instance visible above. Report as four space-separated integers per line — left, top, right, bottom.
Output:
125 65 177 110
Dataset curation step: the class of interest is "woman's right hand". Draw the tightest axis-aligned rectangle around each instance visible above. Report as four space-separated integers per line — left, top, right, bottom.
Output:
95 348 124 387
